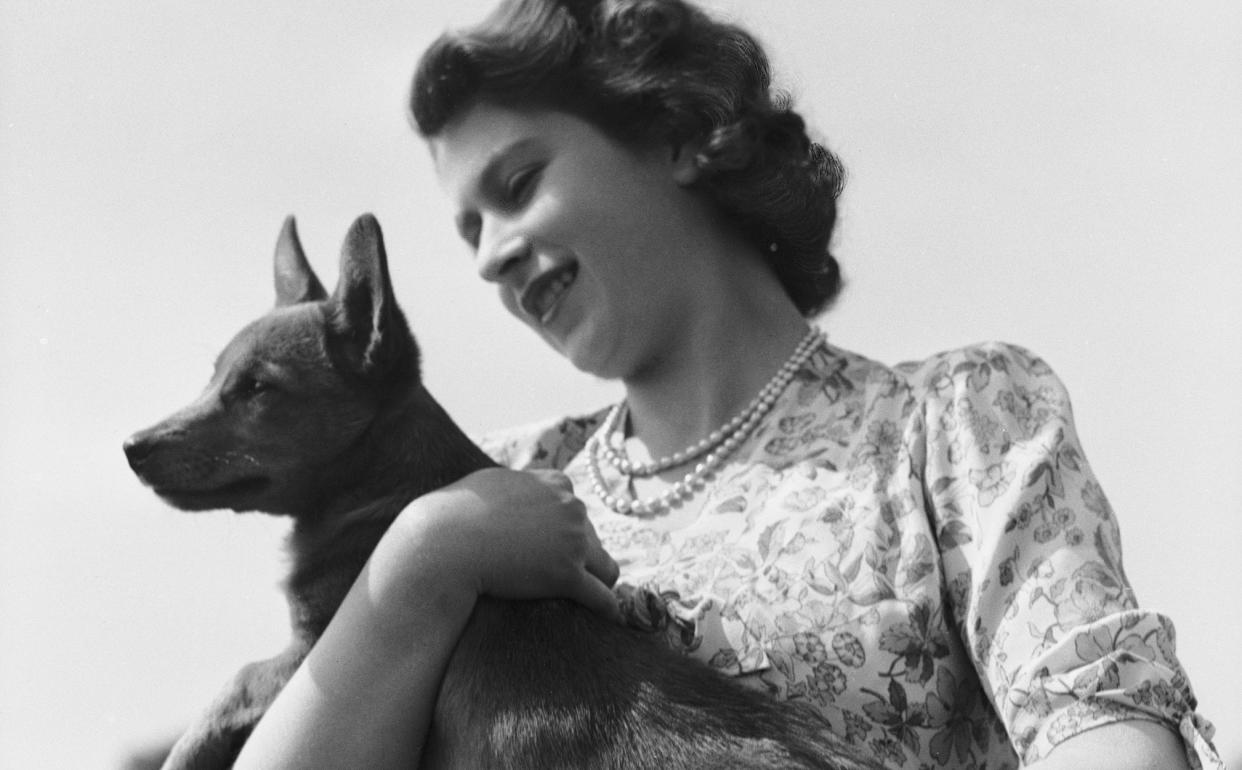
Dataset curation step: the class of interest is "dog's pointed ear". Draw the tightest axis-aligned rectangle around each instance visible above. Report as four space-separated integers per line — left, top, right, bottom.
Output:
274 216 328 306
329 214 418 378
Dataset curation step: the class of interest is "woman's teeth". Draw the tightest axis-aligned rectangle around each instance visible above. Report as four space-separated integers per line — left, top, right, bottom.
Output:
532 269 575 322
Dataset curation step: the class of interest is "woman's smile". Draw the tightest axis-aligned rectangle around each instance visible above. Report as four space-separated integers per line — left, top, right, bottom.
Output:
520 261 579 325
430 102 711 378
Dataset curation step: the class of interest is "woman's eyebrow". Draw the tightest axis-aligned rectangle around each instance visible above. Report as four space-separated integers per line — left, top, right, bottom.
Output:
474 137 543 194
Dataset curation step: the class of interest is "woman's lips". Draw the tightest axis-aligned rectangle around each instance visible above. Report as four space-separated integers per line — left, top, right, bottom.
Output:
521 263 579 324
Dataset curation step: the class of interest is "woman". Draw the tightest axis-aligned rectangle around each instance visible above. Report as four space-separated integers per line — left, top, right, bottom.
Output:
236 0 1221 767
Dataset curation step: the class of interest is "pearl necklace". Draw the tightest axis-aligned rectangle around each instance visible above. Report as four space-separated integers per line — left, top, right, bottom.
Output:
586 327 823 517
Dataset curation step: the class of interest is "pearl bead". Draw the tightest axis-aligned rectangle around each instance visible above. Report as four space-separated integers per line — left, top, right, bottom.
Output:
586 328 823 516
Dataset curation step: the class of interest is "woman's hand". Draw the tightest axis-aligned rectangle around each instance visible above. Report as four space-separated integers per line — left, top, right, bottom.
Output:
380 467 622 624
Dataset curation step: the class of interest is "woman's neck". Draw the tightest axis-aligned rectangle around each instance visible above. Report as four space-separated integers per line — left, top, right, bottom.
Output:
619 265 813 462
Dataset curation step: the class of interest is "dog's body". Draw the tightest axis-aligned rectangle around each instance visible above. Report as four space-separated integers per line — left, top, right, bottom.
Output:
124 215 881 769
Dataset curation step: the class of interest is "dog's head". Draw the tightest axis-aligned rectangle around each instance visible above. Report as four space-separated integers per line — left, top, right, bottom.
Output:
124 214 420 515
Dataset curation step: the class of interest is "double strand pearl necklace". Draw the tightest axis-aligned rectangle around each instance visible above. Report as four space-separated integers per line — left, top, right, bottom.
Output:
586 327 823 517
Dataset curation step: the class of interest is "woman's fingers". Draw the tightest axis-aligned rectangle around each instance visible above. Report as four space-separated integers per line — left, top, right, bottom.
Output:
573 571 623 623
531 469 622 619
583 524 620 588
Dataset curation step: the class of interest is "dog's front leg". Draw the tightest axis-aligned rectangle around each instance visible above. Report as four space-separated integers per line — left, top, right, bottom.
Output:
161 642 309 770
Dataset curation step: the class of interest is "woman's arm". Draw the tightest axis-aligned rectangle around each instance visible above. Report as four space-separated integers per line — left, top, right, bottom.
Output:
1027 720 1190 769
920 344 1217 767
232 531 473 768
234 468 619 769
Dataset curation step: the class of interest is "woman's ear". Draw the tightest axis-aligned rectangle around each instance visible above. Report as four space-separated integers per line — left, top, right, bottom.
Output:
670 140 703 186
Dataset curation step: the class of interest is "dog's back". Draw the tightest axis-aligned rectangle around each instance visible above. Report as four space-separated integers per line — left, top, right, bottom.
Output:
125 215 881 769
435 597 862 769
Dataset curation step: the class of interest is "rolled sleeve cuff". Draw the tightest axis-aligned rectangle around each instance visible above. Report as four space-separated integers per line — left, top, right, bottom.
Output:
1007 611 1223 768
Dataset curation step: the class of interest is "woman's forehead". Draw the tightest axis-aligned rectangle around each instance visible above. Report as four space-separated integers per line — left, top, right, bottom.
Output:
429 104 593 188
430 108 525 196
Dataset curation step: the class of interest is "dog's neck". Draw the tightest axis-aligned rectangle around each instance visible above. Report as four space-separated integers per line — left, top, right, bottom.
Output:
283 382 496 640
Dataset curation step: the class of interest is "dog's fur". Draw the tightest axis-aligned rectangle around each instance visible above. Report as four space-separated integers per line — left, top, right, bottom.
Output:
124 215 882 769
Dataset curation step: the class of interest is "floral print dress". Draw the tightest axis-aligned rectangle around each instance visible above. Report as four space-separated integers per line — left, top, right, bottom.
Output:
480 340 1222 769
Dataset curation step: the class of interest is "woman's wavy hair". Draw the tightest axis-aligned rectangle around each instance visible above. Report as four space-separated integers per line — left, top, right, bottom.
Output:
410 0 845 316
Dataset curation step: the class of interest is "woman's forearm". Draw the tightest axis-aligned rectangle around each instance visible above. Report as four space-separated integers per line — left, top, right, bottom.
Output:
233 513 477 769
232 468 616 767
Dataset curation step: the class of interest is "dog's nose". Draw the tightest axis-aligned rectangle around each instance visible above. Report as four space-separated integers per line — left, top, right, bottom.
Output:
123 434 153 469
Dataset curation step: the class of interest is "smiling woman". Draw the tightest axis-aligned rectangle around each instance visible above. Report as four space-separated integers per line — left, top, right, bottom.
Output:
428 103 798 382
228 0 1229 768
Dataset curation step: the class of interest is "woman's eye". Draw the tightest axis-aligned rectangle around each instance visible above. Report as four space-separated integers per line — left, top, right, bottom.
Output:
505 166 541 203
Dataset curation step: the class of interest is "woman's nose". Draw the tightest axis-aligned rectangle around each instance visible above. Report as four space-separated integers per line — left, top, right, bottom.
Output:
477 226 532 283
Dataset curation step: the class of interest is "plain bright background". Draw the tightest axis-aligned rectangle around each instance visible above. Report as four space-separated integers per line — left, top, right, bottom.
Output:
2 1 1239 766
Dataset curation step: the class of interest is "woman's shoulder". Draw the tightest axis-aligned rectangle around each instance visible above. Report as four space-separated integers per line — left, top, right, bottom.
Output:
890 340 1074 418
892 340 1055 382
815 338 1062 404
823 339 1063 405
476 407 609 471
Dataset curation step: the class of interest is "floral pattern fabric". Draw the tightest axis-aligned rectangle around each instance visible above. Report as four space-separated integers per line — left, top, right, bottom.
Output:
480 340 1222 769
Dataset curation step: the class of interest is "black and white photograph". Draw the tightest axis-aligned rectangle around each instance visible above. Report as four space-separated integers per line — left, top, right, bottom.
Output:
1 1 1238 767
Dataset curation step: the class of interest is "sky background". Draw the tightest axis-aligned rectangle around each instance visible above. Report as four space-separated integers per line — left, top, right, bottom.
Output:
2 1 1240 767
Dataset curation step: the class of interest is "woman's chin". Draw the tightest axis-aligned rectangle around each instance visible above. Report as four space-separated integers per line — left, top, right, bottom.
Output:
547 324 622 380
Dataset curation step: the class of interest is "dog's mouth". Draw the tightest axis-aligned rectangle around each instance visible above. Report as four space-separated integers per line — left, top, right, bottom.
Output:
520 263 578 325
153 476 271 510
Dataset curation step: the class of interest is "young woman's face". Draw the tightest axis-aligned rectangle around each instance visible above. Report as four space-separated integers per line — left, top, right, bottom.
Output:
429 102 703 379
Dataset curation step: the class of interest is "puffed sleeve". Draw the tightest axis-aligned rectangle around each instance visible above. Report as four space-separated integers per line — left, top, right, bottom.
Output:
918 342 1222 768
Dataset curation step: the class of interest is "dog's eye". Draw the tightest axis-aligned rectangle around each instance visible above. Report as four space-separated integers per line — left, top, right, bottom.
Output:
237 376 271 397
